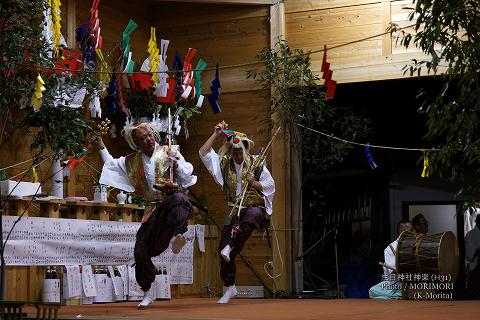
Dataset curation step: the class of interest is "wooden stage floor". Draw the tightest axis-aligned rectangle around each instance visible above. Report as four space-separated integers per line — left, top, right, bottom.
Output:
23 298 479 320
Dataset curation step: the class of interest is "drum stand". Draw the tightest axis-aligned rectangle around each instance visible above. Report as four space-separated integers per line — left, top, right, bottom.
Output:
296 224 341 298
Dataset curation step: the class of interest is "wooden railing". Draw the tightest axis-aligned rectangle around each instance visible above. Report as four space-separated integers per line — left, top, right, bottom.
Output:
1 197 140 301
0 300 63 320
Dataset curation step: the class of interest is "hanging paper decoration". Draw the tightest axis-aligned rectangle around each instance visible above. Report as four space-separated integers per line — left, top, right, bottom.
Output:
66 147 89 170
208 64 221 114
364 143 377 170
89 92 102 118
89 0 103 49
66 155 86 170
194 59 207 106
53 48 82 75
184 119 189 139
157 50 183 104
128 74 153 91
117 73 129 112
32 167 39 183
152 112 169 133
53 85 87 108
75 0 101 65
173 114 181 136
48 0 63 58
121 19 138 72
157 78 176 103
105 76 119 114
41 7 54 58
75 23 93 63
32 74 46 111
421 152 430 178
109 46 128 113
154 39 170 98
147 27 160 84
321 45 337 100
181 48 197 99
172 51 183 89
95 49 110 83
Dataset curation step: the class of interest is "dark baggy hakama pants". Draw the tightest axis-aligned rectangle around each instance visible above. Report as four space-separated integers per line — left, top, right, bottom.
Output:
218 206 265 286
134 192 192 292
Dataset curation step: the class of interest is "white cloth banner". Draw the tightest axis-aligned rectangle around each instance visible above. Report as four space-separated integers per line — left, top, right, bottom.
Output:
2 216 195 284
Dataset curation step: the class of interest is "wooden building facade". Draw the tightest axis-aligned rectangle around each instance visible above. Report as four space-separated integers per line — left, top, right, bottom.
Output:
1 0 428 300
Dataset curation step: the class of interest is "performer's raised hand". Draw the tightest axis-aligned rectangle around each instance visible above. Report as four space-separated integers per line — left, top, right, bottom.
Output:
214 121 227 134
94 136 106 150
200 121 228 157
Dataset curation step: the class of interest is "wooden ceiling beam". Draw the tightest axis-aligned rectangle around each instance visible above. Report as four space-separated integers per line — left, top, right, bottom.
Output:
149 0 278 5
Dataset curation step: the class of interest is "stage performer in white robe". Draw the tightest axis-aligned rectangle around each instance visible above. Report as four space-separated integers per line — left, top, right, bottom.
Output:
199 121 275 304
97 122 196 309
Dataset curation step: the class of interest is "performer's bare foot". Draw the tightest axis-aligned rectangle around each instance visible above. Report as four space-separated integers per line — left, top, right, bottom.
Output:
217 285 237 304
172 234 187 254
137 289 154 309
220 244 232 262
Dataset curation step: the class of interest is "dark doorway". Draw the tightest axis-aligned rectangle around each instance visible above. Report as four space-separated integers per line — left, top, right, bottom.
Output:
300 77 444 297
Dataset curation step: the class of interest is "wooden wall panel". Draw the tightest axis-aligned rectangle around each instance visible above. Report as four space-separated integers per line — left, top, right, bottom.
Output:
316 51 432 83
153 3 268 28
285 0 381 13
153 2 273 296
2 0 274 299
285 0 434 83
391 0 423 55
155 11 268 93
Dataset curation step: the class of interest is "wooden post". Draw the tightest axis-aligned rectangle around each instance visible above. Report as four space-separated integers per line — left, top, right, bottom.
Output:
65 171 77 198
65 201 88 220
66 0 77 48
38 199 65 219
269 1 292 294
6 198 30 217
3 198 34 300
119 204 138 222
95 202 115 222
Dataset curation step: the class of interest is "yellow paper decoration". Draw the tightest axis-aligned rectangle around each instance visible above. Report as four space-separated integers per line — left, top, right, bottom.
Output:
147 27 160 84
32 167 39 183
421 153 429 178
95 49 111 83
49 0 62 57
32 74 46 111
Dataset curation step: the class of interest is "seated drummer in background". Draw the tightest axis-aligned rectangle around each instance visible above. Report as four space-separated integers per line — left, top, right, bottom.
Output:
412 213 429 235
369 220 414 299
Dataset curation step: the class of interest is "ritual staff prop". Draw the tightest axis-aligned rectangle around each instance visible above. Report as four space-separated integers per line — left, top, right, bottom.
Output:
152 108 181 194
228 127 281 238
65 118 110 170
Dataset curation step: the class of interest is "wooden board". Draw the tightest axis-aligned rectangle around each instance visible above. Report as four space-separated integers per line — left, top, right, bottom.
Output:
284 0 436 83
